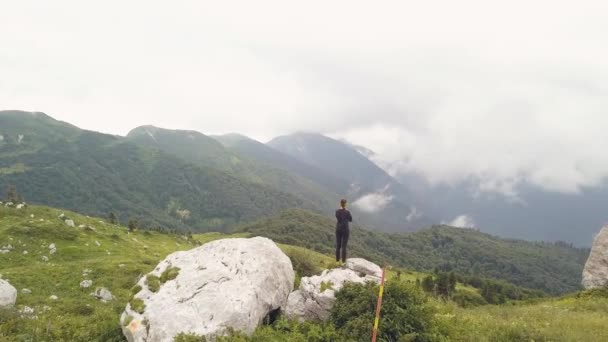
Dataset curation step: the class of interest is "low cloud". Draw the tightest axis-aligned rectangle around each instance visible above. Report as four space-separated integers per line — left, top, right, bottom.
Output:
351 192 394 213
446 215 476 228
3 1 608 195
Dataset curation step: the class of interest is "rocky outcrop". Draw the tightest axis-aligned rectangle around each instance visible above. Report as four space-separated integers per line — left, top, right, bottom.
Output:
0 280 17 307
285 258 382 322
582 225 608 289
121 237 294 342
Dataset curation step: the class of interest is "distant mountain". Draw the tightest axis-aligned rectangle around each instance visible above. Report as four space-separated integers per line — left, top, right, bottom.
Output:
392 174 608 247
214 133 351 196
237 208 589 294
0 111 308 231
267 132 433 231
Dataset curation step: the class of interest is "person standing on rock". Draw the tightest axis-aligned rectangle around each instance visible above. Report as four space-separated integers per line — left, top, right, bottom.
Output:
335 199 352 264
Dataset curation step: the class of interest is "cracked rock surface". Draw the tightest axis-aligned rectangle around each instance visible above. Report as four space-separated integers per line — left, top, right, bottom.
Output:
120 237 294 342
285 258 382 322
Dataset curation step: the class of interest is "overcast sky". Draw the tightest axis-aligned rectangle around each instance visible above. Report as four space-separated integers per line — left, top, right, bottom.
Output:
2 1 608 194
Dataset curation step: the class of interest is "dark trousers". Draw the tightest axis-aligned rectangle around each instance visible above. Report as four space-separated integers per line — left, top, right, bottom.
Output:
336 227 349 262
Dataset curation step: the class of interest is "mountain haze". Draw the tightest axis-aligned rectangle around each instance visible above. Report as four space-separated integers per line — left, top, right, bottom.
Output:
268 132 433 231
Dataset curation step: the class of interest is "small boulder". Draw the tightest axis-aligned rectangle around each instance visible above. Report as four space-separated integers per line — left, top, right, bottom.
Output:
65 220 75 227
92 287 114 302
41 256 49 262
49 295 59 301
345 258 383 278
20 306 35 315
21 288 32 294
0 279 17 307
16 204 25 209
285 258 381 322
80 280 93 289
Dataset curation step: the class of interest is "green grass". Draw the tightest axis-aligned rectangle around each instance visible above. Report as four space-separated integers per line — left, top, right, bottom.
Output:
1 205 607 342
0 205 239 341
435 294 608 341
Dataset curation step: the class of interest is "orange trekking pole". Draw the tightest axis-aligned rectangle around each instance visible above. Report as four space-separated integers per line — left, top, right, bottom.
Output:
371 266 387 342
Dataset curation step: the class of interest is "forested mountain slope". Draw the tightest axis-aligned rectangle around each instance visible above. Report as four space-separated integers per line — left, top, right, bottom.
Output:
0 111 308 231
127 126 338 214
237 208 589 294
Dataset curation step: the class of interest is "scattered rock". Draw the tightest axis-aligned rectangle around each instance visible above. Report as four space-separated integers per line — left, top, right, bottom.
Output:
0 250 9 254
20 306 34 315
49 243 57 255
21 288 32 294
65 219 75 227
4 202 14 208
16 204 25 209
41 256 49 262
30 214 35 218
583 225 608 289
49 295 59 301
285 258 381 322
59 213 65 220
120 237 294 342
118 264 126 268
92 287 114 302
0 279 17 307
79 224 86 228
22 251 28 255
80 280 93 289
95 241 101 247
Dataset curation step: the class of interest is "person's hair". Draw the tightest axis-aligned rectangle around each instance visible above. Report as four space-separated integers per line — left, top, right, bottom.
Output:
340 199 347 208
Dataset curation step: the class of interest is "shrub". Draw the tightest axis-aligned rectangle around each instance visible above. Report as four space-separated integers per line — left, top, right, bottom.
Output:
160 267 180 283
130 298 146 314
131 285 142 296
146 275 161 292
174 333 207 341
331 281 443 342
320 281 334 293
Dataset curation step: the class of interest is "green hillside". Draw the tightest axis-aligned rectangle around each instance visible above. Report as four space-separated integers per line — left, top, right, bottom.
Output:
0 111 310 231
236 209 589 294
127 127 338 215
214 133 351 196
1 205 606 342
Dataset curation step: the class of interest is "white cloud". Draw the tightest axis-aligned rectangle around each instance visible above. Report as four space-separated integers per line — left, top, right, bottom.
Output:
352 192 394 213
2 1 608 194
406 207 423 222
446 215 476 228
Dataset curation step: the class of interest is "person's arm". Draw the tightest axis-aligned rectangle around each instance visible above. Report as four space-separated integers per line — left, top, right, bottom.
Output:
347 210 352 222
336 210 340 221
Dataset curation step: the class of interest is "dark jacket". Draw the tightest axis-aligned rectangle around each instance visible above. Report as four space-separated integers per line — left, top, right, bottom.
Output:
335 208 353 230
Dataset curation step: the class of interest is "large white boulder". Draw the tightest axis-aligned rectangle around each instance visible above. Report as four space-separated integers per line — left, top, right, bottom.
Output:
0 279 17 307
121 237 294 342
583 225 608 289
285 258 381 322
